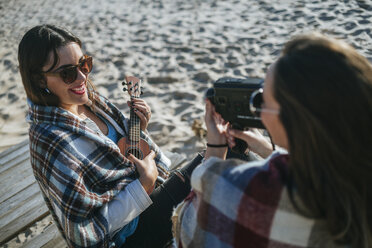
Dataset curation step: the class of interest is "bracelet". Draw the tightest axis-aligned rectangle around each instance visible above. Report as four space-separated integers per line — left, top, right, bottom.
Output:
206 143 228 148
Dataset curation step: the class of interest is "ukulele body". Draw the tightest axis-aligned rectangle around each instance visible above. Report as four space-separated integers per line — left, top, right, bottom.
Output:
117 137 151 160
117 135 169 183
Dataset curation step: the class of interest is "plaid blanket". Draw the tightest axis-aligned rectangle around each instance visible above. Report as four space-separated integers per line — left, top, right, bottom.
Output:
27 93 170 248
173 152 344 248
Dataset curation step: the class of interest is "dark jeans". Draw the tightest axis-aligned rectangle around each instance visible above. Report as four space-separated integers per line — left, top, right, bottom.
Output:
122 153 204 248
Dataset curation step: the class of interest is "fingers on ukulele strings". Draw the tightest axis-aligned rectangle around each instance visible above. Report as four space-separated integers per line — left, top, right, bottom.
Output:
130 98 151 118
134 108 148 121
127 153 138 164
135 106 151 118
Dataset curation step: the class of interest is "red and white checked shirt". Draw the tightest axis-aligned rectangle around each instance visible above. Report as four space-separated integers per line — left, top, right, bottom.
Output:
173 152 345 248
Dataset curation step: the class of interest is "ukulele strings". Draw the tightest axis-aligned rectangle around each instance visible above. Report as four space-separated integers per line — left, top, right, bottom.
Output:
130 100 137 158
133 95 140 158
130 81 141 159
135 81 140 159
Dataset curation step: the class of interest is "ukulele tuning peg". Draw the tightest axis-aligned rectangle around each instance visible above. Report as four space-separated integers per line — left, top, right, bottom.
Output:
121 81 126 86
128 81 132 85
122 87 127 92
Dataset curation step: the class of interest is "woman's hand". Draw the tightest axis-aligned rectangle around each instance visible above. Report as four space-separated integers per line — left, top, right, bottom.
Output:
227 128 273 158
204 99 228 159
128 151 158 194
127 98 151 131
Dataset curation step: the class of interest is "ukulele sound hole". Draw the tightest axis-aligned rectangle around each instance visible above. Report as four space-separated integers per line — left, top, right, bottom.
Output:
126 148 143 159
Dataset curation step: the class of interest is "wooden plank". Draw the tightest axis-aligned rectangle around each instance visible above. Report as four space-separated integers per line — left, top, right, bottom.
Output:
0 150 30 175
0 157 32 189
0 189 49 244
0 188 47 227
0 195 49 244
42 233 67 248
0 183 44 244
22 223 66 248
0 139 29 171
0 162 35 203
42 236 67 248
0 182 40 219
0 139 28 161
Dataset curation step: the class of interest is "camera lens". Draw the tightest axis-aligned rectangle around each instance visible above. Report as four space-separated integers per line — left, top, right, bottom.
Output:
250 88 263 116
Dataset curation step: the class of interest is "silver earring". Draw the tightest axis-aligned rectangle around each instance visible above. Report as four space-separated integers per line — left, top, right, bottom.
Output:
45 88 51 94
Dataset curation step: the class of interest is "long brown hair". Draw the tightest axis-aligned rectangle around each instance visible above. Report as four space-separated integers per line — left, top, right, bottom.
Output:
18 24 96 106
274 34 372 247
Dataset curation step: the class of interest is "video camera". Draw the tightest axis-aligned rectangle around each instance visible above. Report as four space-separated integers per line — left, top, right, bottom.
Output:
205 77 265 154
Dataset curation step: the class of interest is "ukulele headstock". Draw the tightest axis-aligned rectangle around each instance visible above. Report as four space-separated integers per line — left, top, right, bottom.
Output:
122 76 143 98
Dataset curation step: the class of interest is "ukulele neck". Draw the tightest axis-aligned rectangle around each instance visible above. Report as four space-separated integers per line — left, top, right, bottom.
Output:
129 96 141 142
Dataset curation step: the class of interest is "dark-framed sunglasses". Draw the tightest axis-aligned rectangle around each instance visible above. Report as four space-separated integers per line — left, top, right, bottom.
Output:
249 88 280 116
43 55 93 84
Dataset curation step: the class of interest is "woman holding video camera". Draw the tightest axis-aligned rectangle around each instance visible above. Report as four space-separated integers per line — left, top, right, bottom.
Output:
174 33 372 247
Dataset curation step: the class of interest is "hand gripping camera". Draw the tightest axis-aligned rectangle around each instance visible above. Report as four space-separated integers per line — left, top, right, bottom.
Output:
205 77 265 154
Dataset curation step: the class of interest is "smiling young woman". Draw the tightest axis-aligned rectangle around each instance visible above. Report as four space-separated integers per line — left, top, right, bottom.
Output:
18 24 203 248
41 43 91 116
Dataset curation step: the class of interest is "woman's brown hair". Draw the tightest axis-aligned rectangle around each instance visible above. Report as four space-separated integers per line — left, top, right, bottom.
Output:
18 24 95 106
274 33 372 247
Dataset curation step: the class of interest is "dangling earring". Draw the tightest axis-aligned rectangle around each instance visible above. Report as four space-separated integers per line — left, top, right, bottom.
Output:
45 88 51 94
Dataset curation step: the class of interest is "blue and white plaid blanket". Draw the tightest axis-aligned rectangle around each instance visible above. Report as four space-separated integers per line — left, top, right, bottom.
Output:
27 92 170 247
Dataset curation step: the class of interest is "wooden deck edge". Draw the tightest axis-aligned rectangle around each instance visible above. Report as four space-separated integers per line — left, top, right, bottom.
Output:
22 222 66 248
0 212 50 246
0 139 29 159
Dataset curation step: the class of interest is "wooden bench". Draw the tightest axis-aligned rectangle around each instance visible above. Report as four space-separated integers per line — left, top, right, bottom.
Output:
0 139 66 247
0 139 186 247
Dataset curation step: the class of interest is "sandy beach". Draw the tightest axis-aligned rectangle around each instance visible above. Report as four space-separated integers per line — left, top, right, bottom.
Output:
1 0 372 246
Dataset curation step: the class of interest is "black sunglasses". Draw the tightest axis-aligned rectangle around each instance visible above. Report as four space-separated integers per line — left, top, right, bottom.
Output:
43 55 93 84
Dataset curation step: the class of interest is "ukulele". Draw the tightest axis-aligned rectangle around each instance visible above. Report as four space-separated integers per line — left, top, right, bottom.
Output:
117 76 169 182
117 76 151 159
